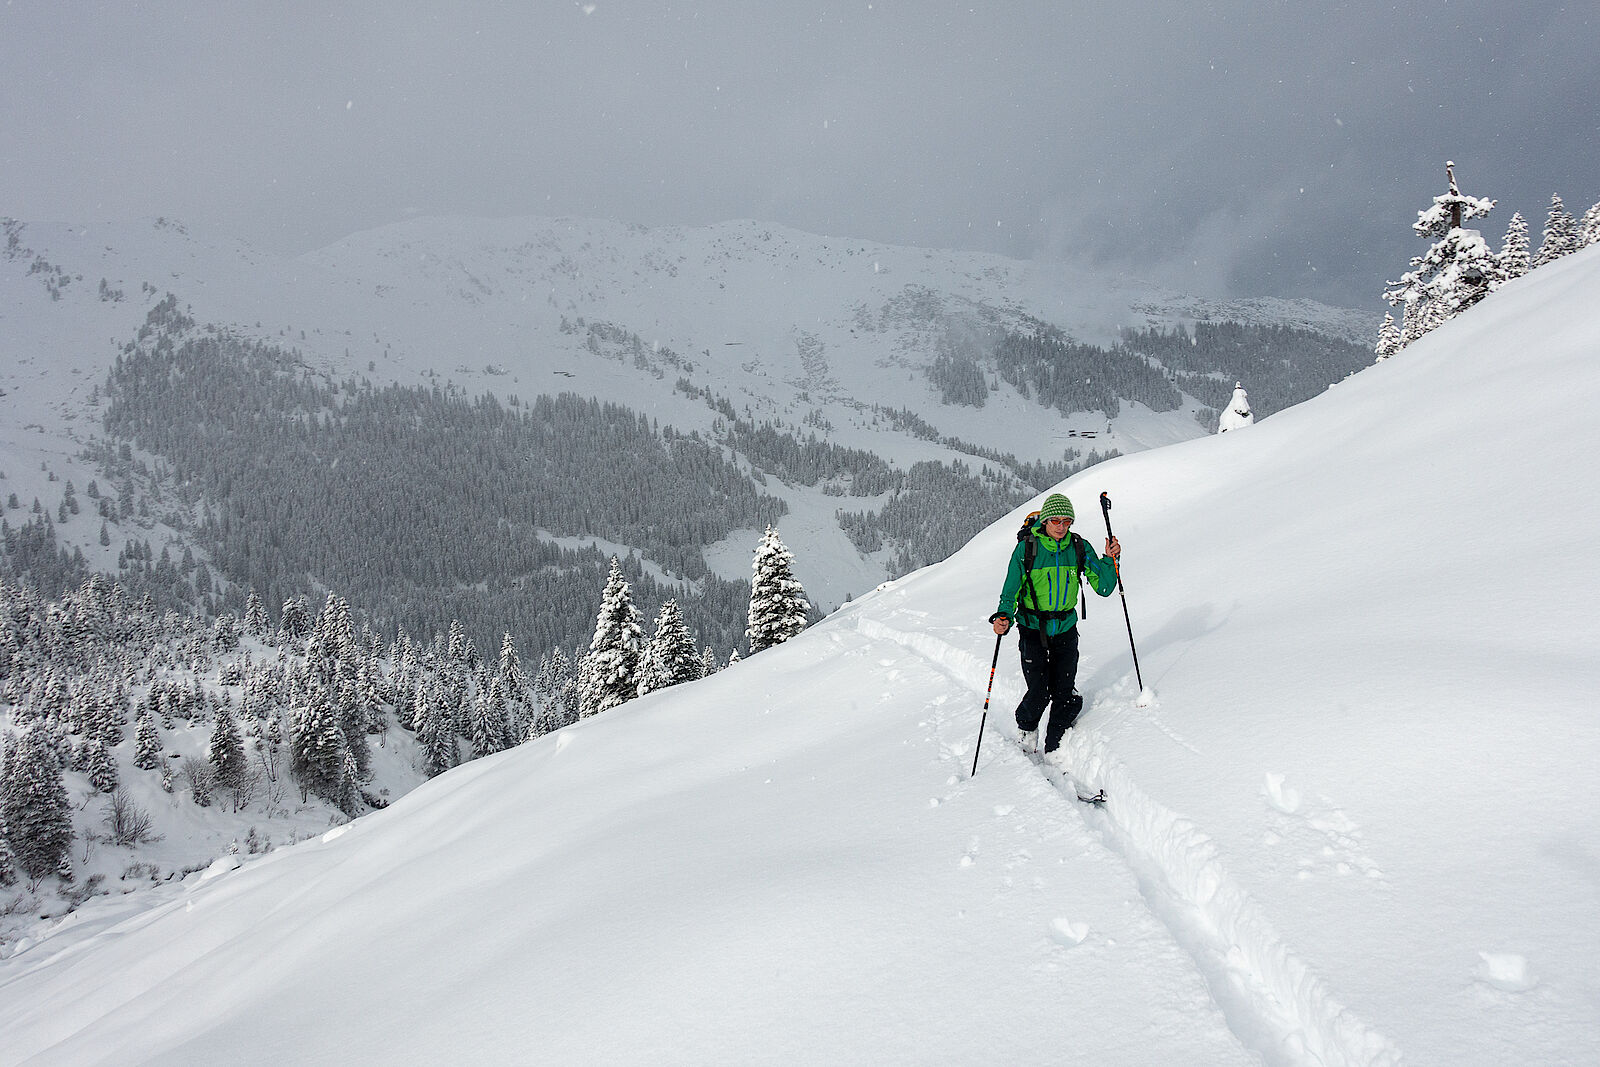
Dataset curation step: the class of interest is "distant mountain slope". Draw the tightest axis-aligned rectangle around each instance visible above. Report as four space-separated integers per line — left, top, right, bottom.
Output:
1 246 1593 1066
4 213 1370 460
0 211 1376 652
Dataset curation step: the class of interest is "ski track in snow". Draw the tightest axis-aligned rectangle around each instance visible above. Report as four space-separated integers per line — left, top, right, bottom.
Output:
857 615 1403 1067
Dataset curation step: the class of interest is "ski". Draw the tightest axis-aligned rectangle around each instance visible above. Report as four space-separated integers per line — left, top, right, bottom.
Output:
1016 738 1107 805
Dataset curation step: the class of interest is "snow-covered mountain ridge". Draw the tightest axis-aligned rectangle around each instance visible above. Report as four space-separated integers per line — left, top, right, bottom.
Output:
4 212 1370 462
1 245 1593 1063
2 210 1373 618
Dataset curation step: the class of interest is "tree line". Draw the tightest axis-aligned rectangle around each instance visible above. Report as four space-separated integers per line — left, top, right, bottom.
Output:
0 524 815 894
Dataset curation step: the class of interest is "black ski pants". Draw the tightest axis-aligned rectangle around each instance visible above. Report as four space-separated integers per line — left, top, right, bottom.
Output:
1015 625 1083 752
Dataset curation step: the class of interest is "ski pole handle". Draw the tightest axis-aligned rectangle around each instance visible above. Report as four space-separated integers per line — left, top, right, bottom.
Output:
1099 492 1122 588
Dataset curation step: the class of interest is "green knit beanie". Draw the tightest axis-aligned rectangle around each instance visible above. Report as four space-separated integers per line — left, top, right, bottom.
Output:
1038 493 1074 522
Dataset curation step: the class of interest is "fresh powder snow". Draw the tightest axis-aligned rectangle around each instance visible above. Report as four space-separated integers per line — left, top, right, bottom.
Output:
1 249 1597 1064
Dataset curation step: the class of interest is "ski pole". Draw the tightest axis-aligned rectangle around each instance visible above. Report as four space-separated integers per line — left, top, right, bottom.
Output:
1099 492 1145 691
969 631 1005 777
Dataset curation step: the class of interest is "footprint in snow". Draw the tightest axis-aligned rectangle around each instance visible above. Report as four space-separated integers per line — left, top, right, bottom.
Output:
1049 917 1089 946
1266 775 1386 883
1264 772 1302 814
1475 952 1537 992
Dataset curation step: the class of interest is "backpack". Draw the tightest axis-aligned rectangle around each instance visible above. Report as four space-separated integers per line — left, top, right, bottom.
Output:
1014 511 1088 622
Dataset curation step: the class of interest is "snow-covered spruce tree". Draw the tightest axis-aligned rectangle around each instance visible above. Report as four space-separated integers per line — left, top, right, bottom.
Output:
637 599 701 698
0 832 16 887
290 682 347 802
336 749 362 817
747 526 810 654
208 701 248 793
334 674 370 781
1374 313 1403 361
699 645 719 679
243 591 269 637
469 679 510 758
1217 382 1255 431
446 619 476 673
0 726 75 883
530 649 564 735
1532 194 1580 268
1498 212 1530 282
497 632 524 692
393 641 420 729
1384 162 1499 344
1582 201 1600 247
414 680 456 778
495 632 529 739
133 707 163 770
83 737 119 794
279 595 312 642
583 557 643 715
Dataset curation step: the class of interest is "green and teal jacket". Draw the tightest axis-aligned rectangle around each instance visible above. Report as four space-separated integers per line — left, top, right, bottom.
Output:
994 524 1118 637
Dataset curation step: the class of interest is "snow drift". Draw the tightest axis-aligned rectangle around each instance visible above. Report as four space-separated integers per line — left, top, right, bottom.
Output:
2 248 1598 1064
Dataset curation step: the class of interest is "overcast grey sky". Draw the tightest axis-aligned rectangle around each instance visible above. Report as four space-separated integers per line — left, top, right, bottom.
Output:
2 2 1594 307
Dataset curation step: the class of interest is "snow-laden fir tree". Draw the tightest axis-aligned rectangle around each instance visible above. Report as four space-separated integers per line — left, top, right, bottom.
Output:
0 832 16 887
1532 194 1580 268
211 612 242 651
243 591 269 636
83 737 118 794
699 645 719 679
1582 201 1600 248
1384 162 1499 344
469 679 510 758
1217 382 1255 431
531 648 572 735
414 679 457 777
290 678 347 801
279 595 312 641
133 706 163 770
394 641 420 729
446 619 476 672
1498 212 1530 281
336 749 362 817
208 701 248 792
1374 313 1403 361
0 726 75 883
583 557 643 715
497 632 526 701
747 526 810 654
495 632 529 739
336 676 371 779
636 599 701 697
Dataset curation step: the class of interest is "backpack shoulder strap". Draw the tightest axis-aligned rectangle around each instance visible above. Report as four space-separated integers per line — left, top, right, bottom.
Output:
1072 533 1088 619
1019 526 1040 617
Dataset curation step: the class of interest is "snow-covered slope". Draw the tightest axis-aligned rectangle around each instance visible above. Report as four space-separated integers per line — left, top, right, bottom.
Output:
2 249 1596 1065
